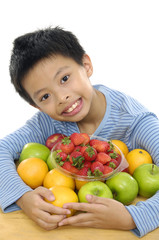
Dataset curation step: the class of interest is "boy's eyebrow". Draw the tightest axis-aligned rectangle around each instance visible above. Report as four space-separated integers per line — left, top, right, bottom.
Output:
33 66 70 99
33 88 47 99
54 66 70 79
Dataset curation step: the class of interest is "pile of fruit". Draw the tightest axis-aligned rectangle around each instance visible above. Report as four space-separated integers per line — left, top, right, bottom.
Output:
46 133 123 178
17 132 159 211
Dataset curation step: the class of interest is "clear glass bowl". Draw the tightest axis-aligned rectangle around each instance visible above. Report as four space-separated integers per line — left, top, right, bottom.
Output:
49 135 129 181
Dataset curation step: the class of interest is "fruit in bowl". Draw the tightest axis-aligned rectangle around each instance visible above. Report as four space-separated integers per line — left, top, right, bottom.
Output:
45 133 66 150
47 133 129 181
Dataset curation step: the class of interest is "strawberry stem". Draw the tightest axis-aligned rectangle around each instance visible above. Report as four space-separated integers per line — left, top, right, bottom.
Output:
94 169 103 177
62 137 71 145
86 146 96 157
109 152 117 159
72 156 84 169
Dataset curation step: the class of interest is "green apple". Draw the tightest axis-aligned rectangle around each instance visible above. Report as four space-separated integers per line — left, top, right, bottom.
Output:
19 142 50 162
78 181 113 203
106 172 138 205
133 163 159 198
46 150 59 170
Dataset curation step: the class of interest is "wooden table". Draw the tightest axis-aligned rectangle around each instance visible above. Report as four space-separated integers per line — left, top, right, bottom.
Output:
0 197 159 240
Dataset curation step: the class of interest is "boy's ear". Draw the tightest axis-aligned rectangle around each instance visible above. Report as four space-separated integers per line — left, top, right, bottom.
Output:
82 54 93 77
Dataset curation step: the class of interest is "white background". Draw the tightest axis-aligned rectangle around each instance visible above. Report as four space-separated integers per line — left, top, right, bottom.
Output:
0 0 159 139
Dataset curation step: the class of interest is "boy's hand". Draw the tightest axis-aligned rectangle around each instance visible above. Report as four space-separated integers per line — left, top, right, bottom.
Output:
58 194 136 230
16 186 71 230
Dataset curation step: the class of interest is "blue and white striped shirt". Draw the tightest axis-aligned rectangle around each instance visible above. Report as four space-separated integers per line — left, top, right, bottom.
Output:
0 84 159 237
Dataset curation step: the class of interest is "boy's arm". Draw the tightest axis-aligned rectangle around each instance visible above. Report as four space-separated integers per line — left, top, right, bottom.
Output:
125 113 159 237
126 191 159 236
0 112 51 212
131 113 159 166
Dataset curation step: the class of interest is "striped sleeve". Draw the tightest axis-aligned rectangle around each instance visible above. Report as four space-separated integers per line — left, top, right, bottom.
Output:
126 114 159 237
126 191 159 237
0 112 50 212
131 114 159 165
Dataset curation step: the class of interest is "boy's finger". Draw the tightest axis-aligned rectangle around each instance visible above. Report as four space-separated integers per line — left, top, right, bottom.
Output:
62 201 96 212
58 213 93 227
35 187 71 215
35 186 55 201
36 213 66 230
86 194 112 205
45 203 71 215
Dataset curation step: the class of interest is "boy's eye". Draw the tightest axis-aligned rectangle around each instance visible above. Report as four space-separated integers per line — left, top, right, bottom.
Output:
41 93 50 101
61 75 69 84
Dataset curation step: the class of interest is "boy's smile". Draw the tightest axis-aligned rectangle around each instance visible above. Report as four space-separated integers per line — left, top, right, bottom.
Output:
62 98 83 116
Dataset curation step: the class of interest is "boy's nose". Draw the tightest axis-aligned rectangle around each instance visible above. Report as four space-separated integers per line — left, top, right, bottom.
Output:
58 94 70 104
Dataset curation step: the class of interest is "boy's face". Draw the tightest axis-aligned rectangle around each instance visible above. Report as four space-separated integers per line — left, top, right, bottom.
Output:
22 54 94 123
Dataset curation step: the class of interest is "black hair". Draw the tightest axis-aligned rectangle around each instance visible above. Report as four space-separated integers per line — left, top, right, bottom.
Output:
9 26 85 105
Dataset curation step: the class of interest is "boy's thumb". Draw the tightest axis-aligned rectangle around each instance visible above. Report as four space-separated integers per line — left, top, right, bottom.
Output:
37 186 55 201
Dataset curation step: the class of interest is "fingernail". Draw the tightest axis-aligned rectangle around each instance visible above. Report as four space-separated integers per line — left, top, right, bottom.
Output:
86 194 93 201
66 210 71 214
48 195 55 201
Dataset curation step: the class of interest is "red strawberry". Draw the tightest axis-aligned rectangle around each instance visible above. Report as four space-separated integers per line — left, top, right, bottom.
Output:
70 133 85 146
62 161 72 171
69 151 84 170
83 146 97 161
74 146 82 152
91 161 104 176
115 153 122 165
77 166 89 176
89 139 98 147
62 161 79 174
83 160 91 168
106 141 115 153
69 151 83 162
106 149 114 154
81 133 90 145
95 152 111 164
80 145 87 154
90 139 109 152
69 165 79 174
56 152 68 162
122 167 129 173
103 165 114 174
106 159 119 169
60 137 75 154
89 139 97 144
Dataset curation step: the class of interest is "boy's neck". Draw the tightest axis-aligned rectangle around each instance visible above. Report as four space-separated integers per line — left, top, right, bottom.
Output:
77 89 106 135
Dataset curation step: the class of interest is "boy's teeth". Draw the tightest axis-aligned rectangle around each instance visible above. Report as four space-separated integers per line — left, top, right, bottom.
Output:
66 101 79 113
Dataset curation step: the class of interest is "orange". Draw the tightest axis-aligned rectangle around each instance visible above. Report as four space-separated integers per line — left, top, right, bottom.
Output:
126 149 152 175
75 179 105 190
75 179 89 190
111 139 129 157
46 186 78 216
43 168 75 190
17 157 48 189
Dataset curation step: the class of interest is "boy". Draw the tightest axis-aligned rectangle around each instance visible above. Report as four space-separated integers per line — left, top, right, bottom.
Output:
0 27 159 237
